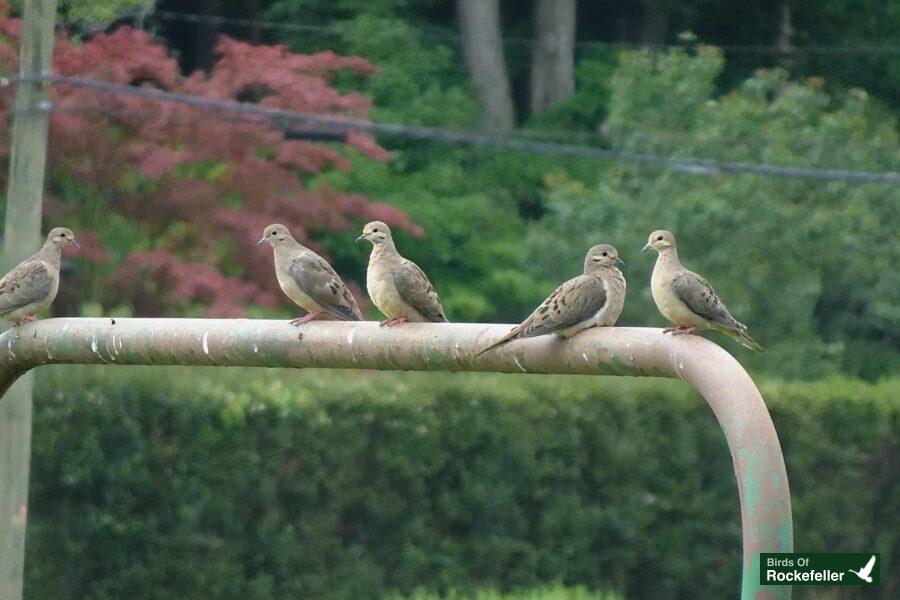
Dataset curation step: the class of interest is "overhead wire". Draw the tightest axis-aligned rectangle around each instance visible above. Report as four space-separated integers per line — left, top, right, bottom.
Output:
2 74 897 184
133 10 900 56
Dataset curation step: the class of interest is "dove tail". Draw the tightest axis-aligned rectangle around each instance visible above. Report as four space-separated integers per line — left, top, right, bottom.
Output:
474 329 520 357
723 325 765 353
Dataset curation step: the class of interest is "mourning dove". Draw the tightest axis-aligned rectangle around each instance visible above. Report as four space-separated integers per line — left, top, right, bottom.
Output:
476 244 626 356
643 230 764 352
357 221 447 326
259 224 363 325
0 227 78 326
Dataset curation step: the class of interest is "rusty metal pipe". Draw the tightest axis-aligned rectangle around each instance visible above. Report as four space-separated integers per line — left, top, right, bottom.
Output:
0 318 792 599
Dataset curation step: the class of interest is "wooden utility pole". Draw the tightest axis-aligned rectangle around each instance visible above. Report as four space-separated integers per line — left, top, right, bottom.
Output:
0 1 58 598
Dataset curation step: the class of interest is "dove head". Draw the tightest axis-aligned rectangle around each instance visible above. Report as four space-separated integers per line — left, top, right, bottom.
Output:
357 221 394 247
584 244 623 273
258 224 296 248
642 230 676 254
46 227 79 250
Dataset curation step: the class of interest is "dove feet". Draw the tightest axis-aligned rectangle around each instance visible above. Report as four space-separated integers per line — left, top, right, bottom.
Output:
379 316 408 327
291 310 321 326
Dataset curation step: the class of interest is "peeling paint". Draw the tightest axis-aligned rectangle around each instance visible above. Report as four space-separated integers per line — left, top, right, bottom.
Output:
202 332 210 355
608 355 636 376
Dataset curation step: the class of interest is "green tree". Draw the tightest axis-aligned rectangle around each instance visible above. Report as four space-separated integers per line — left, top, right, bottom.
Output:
530 47 900 378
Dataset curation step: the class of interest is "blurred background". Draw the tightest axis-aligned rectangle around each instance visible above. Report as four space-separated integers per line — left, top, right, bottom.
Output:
0 0 897 598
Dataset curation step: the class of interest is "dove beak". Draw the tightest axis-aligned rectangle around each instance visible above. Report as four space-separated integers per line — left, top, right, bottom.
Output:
356 235 365 243
615 257 624 267
257 236 267 247
641 242 651 253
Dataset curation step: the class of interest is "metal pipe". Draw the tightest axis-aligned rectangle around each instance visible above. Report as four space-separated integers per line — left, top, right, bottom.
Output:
0 318 792 599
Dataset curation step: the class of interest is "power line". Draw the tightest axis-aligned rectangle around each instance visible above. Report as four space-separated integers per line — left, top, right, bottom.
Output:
121 10 900 57
3 74 899 184
7 93 887 158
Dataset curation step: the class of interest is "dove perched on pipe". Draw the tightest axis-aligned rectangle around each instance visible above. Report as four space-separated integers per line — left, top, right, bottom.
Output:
357 221 447 326
476 244 626 356
0 227 78 326
643 230 764 352
259 224 363 325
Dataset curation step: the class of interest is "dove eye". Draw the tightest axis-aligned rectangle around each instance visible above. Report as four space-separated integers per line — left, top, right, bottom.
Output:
602 251 608 256
657 235 663 241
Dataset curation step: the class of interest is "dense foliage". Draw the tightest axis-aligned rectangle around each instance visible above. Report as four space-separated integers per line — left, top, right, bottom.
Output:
301 28 900 378
1 5 896 600
261 0 900 108
26 367 899 599
1 1 897 379
222 2 898 379
389 586 622 600
530 47 900 379
0 6 416 317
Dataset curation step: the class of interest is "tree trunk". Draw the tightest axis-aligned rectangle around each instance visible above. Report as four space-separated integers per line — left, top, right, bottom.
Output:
530 0 576 114
457 0 515 131
245 0 262 43
640 2 670 45
775 0 793 54
194 0 221 71
774 0 793 69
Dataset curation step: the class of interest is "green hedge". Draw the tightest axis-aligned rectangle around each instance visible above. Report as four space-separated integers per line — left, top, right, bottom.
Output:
25 367 898 599
388 584 622 600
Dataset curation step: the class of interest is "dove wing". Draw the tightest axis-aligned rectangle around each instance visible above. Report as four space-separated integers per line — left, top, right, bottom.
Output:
290 253 363 321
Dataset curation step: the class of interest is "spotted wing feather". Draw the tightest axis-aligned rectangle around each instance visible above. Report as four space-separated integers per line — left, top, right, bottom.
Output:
476 275 606 356
672 270 743 331
517 275 606 337
0 260 53 316
392 260 446 323
290 254 363 321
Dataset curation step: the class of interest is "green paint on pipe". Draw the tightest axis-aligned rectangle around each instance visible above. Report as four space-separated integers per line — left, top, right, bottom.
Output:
742 463 762 517
780 516 793 554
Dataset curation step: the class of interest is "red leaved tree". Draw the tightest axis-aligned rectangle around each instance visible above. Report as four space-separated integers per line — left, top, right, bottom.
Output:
0 5 418 316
